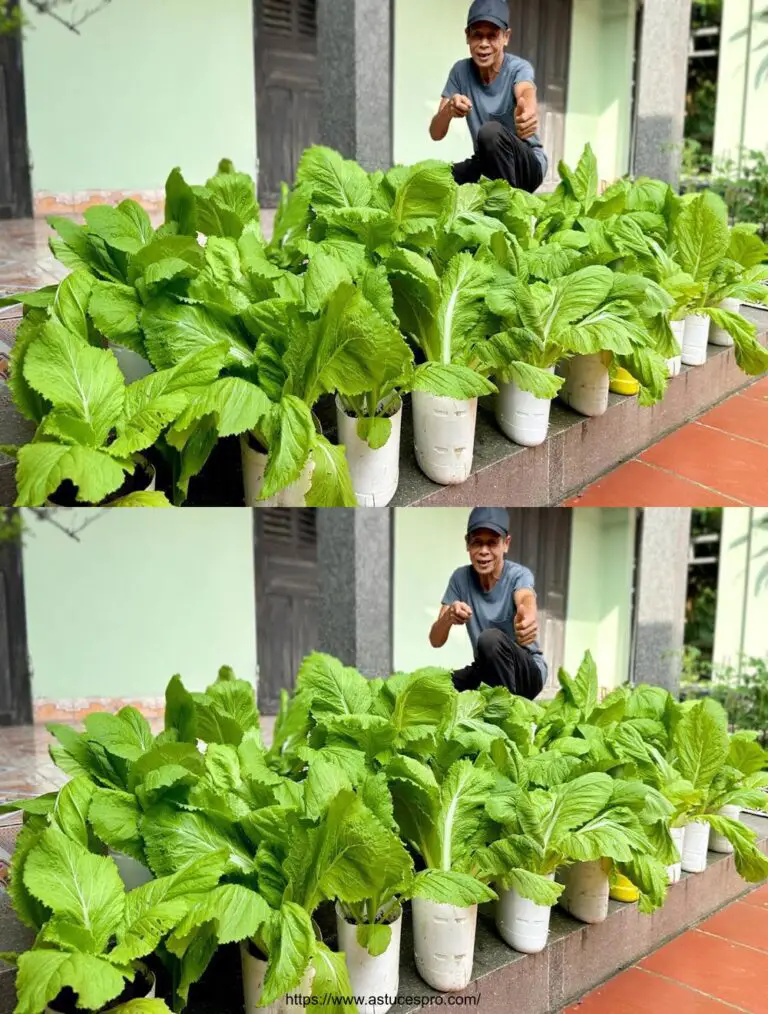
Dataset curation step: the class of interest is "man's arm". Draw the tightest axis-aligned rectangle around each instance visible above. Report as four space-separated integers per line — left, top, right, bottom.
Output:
513 587 538 646
514 80 539 140
430 601 472 647
430 94 472 141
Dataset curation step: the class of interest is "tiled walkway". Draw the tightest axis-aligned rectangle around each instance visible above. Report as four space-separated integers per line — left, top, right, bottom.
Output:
564 374 768 507
567 883 768 1014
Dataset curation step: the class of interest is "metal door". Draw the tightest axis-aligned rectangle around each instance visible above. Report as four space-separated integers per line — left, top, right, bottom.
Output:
253 0 321 207
0 510 31 725
507 0 573 189
506 508 572 692
253 508 319 713
0 2 32 219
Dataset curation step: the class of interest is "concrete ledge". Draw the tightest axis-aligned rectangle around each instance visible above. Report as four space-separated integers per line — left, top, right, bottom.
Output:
1 813 766 1014
392 307 768 506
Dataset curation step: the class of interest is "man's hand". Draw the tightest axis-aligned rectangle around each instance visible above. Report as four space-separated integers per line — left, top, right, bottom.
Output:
514 96 538 140
514 602 538 646
448 601 473 626
449 94 473 119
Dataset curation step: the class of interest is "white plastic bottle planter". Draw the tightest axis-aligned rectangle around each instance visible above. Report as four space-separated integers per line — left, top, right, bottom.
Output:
682 314 711 366
495 873 555 953
46 971 155 1013
336 905 402 1014
709 298 740 347
411 897 477 992
495 370 555 447
667 320 684 377
336 398 402 507
557 354 609 418
709 805 741 854
681 820 710 873
109 343 153 383
241 941 316 1014
556 860 609 924
109 850 153 891
412 391 477 485
241 434 315 507
667 826 685 884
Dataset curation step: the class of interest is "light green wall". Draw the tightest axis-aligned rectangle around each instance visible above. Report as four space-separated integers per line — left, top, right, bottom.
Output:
392 507 475 672
713 0 768 163
564 0 636 182
563 508 635 691
713 508 768 667
392 506 635 691
20 0 257 194
392 0 474 166
21 508 257 700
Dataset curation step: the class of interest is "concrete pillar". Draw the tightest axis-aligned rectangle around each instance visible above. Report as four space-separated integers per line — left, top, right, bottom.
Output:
316 0 393 171
631 508 692 694
632 0 692 184
315 508 393 677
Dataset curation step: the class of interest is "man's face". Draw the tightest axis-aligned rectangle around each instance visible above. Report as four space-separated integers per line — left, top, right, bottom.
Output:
466 528 510 576
466 21 511 69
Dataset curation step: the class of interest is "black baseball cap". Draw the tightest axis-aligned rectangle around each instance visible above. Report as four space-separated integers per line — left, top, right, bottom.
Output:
467 0 510 31
467 507 510 538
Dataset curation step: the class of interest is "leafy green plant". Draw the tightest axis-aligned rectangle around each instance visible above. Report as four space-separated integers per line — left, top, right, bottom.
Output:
0 823 223 1014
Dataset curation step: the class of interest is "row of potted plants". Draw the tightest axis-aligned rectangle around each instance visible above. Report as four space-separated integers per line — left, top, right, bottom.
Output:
1 653 766 1014
2 145 767 507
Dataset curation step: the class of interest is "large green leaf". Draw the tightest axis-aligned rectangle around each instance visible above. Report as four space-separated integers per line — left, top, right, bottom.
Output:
88 787 144 863
410 869 496 905
305 434 357 508
411 362 496 399
673 190 730 283
259 395 315 500
24 318 125 447
296 146 372 209
141 805 254 877
111 344 228 457
141 299 254 370
673 698 730 790
14 443 131 507
23 827 125 953
89 281 145 355
111 854 228 964
13 950 129 1014
295 653 373 716
261 902 316 1005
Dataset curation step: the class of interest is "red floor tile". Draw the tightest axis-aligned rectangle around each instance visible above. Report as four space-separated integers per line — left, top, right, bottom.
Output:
563 459 743 507
564 966 734 1014
740 376 768 402
639 424 768 504
698 900 768 953
640 929 768 1013
742 883 768 910
697 395 768 446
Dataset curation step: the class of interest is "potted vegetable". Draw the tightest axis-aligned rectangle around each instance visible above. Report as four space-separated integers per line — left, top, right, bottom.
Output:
707 225 768 346
2 318 226 506
388 251 497 485
2 823 221 1014
387 757 497 991
479 775 627 950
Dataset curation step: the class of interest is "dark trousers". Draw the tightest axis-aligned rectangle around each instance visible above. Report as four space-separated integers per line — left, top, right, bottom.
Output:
452 628 544 700
452 121 544 193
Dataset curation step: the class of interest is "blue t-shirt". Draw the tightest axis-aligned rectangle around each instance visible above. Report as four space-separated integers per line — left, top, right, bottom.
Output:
442 559 548 682
442 53 549 176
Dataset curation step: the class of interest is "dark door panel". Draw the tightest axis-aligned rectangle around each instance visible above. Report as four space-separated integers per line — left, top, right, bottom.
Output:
507 0 573 189
0 2 32 219
254 0 320 207
253 508 319 713
0 511 31 725
506 508 572 692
